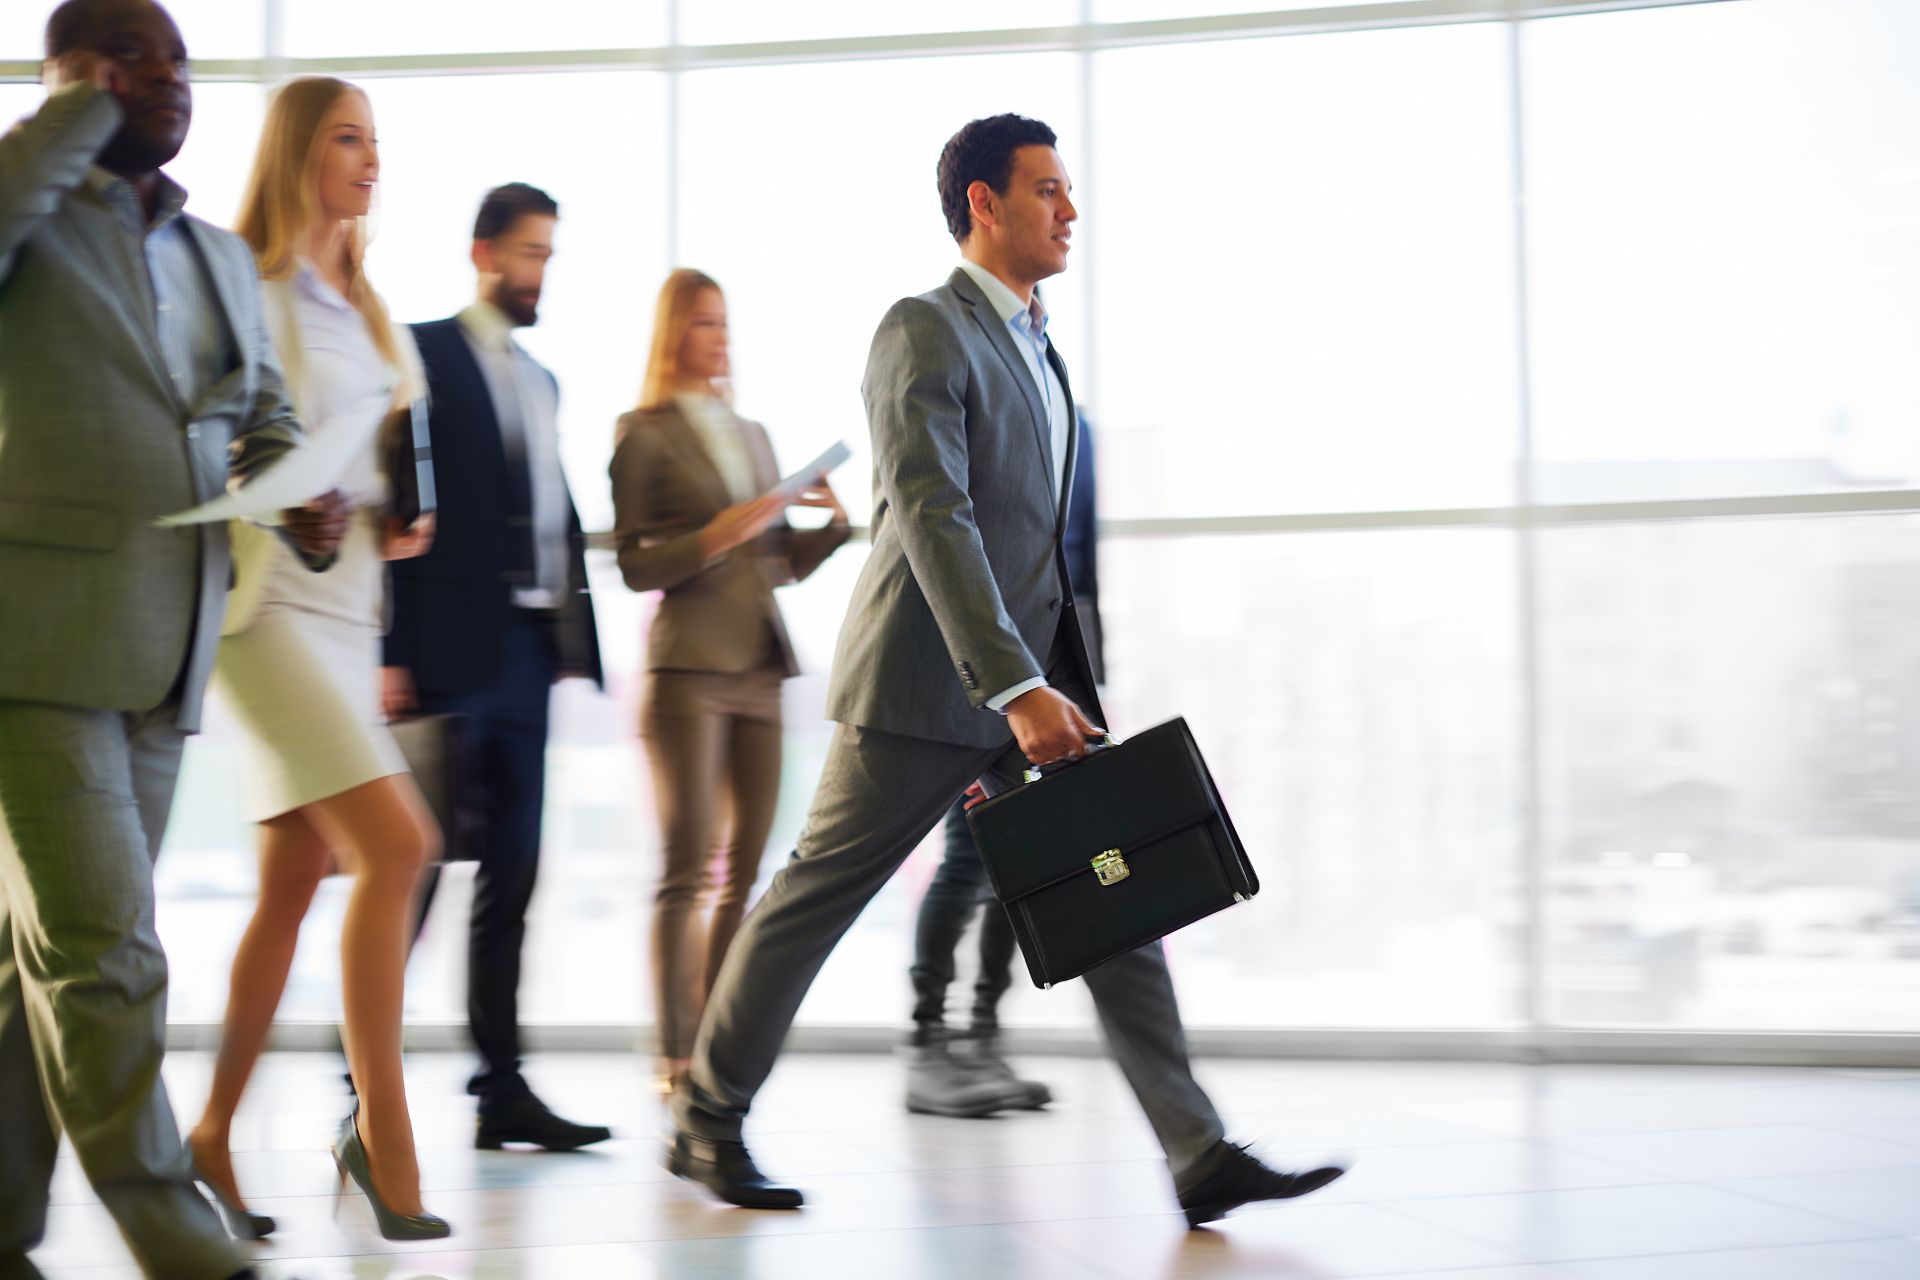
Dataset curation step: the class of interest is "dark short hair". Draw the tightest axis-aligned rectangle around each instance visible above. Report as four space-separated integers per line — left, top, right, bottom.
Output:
936 113 1058 244
473 182 559 242
46 0 157 58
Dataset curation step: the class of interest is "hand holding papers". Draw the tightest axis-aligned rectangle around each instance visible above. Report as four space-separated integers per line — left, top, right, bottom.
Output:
691 440 853 562
766 440 852 503
155 389 391 526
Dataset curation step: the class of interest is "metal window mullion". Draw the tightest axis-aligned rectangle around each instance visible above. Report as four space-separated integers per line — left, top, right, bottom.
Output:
0 0 1737 82
1507 13 1551 1044
1077 0 1097 427
262 0 286 86
665 0 681 268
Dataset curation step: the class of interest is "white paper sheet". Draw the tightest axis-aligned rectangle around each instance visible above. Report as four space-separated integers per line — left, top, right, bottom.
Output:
766 439 853 503
155 390 390 526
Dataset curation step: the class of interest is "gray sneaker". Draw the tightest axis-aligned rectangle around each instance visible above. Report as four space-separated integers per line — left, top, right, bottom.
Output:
959 1032 1052 1110
905 1037 1015 1118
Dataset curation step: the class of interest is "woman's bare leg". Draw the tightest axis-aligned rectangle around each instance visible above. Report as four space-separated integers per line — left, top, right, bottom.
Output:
189 810 332 1212
304 773 438 1215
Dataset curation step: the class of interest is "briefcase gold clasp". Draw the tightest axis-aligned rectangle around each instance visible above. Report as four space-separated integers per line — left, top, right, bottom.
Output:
1091 849 1130 886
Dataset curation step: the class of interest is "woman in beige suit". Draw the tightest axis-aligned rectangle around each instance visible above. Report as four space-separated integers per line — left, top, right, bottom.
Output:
612 270 851 1092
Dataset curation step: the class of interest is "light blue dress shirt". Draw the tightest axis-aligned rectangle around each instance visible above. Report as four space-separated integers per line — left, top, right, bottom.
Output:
458 301 570 610
954 260 1073 712
87 167 234 414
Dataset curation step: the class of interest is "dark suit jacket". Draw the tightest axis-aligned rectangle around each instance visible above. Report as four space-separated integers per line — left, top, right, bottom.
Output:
609 401 850 676
828 267 1100 749
384 316 602 696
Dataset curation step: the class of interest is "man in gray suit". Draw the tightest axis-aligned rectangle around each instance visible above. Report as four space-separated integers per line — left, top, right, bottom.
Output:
668 113 1345 1228
0 3 343 1276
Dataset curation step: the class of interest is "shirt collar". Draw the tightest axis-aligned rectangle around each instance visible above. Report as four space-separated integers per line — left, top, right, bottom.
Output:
457 299 518 352
293 257 357 314
956 259 1047 344
674 391 727 423
86 166 189 233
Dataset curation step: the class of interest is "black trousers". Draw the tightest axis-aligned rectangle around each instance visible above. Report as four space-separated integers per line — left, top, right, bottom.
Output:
412 610 558 1107
908 798 1019 1040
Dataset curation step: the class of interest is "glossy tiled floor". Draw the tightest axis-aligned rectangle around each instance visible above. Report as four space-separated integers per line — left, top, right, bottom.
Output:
27 1051 1920 1279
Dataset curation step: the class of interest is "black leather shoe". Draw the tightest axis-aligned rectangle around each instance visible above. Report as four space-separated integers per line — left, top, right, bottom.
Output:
1176 1142 1347 1229
475 1092 611 1151
665 1131 804 1209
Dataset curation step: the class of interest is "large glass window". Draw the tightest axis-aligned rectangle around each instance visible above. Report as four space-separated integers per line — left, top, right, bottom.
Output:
0 81 43 125
1097 529 1524 1027
280 1 666 58
676 53 1084 527
1091 25 1520 520
680 2 1076 47
1524 0 1920 503
8 1 1920 1051
1541 516 1920 1032
2 0 262 61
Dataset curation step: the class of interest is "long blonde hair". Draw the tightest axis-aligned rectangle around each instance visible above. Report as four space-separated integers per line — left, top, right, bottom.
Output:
235 76 417 405
638 268 727 411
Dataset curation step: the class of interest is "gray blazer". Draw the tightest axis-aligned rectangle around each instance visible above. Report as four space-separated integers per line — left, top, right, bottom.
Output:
828 268 1096 749
0 85 305 731
611 402 851 677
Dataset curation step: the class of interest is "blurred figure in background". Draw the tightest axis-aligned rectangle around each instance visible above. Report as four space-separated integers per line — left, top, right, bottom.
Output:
610 269 851 1096
904 409 1102 1117
385 183 609 1153
191 75 447 1243
0 3 343 1276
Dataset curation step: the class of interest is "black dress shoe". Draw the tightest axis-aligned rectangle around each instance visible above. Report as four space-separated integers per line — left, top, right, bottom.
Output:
1176 1142 1347 1229
475 1092 611 1151
665 1131 804 1209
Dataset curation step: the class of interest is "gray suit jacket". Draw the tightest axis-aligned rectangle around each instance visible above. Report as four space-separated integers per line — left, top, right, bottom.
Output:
828 268 1097 749
0 85 305 731
611 402 851 677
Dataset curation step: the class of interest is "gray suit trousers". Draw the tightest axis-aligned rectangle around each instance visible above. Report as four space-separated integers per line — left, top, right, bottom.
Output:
677 630 1227 1187
0 701 245 1280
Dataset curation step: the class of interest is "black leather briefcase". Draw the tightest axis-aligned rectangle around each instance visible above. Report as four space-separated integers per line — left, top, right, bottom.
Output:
965 717 1259 989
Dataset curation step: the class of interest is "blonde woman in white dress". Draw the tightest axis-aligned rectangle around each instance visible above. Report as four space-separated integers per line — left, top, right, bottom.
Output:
186 76 448 1242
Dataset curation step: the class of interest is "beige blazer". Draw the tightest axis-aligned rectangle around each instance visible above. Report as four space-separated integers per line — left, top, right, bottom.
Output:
610 402 849 676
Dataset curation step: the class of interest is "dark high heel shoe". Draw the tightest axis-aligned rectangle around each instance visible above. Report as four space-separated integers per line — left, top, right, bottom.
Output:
330 1113 450 1241
188 1152 275 1240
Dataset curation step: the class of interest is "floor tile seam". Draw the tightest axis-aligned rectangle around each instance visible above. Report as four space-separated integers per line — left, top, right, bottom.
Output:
1803 1117 1920 1149
1232 1110 1794 1138
1327 1167 1675 1206
1527 1119 1869 1145
1528 1128 1920 1181
243 1222 1140 1280
1702 1169 1920 1237
1514 1138 1920 1209
1369 1185 1901 1263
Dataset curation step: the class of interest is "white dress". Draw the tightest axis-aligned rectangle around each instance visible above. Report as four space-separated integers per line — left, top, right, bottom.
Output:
214 264 409 822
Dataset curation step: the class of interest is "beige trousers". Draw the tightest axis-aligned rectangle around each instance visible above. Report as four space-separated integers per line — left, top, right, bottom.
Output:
640 668 784 1061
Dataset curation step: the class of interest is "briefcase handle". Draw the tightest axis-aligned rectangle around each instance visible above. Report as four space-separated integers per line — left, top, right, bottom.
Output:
1022 734 1121 785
